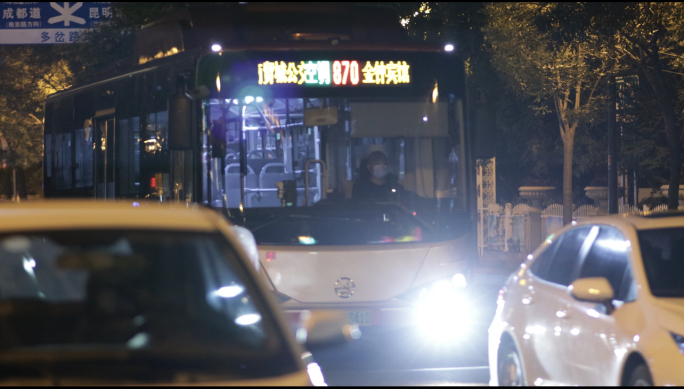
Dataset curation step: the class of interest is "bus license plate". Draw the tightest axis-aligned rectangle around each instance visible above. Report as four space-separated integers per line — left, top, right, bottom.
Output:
346 311 372 326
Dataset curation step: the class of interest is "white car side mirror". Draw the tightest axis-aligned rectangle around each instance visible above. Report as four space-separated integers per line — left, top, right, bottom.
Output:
231 226 259 272
297 310 361 349
568 277 615 312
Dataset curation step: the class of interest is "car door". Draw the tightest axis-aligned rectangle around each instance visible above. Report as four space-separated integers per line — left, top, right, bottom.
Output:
526 226 592 385
561 225 637 385
519 235 561 382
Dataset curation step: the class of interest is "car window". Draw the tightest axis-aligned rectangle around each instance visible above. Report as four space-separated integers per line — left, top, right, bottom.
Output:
544 226 591 286
638 227 684 298
198 239 267 342
529 236 561 280
0 229 300 382
579 226 636 302
0 230 269 347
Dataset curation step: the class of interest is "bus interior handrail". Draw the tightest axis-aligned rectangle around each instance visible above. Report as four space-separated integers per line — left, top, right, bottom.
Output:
304 160 327 206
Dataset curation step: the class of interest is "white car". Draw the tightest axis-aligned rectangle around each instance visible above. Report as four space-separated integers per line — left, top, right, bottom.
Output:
249 203 475 343
0 200 350 386
488 212 684 386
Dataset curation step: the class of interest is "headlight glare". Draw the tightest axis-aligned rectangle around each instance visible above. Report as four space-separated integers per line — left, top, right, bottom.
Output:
404 275 471 342
432 280 455 295
398 273 467 303
452 273 467 288
415 292 471 342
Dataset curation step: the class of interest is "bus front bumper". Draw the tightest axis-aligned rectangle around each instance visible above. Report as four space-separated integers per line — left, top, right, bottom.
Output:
281 299 474 344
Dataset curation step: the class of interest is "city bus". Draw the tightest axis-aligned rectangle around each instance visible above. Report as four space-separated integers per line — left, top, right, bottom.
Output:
44 3 487 340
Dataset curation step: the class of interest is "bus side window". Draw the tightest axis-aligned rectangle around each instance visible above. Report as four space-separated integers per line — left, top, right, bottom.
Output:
116 76 141 198
74 92 95 193
45 134 52 179
54 98 74 192
117 117 140 196
140 70 171 200
44 103 54 182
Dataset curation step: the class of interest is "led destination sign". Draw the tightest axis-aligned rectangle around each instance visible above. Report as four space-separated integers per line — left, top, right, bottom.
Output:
258 60 411 86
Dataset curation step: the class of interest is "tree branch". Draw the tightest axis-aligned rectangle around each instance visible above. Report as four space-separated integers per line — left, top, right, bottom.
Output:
586 67 606 105
615 44 640 64
28 114 42 125
40 75 61 92
623 34 652 59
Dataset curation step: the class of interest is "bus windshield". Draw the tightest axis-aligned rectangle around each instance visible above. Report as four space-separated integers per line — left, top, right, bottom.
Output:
43 45 470 246
203 95 466 213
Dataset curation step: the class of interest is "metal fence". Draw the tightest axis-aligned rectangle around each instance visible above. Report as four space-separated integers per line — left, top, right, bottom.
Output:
480 202 651 256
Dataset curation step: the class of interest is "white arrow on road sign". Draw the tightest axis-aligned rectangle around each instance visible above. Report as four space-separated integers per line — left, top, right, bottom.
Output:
48 2 86 27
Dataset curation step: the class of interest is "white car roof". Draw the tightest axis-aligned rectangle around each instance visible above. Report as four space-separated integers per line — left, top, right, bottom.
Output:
571 212 684 232
0 200 223 233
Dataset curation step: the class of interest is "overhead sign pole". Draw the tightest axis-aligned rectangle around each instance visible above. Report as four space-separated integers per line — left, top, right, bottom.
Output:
608 75 618 214
0 2 110 44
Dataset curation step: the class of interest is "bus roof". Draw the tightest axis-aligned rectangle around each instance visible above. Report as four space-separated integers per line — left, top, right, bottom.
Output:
134 3 433 65
46 4 449 102
141 3 407 44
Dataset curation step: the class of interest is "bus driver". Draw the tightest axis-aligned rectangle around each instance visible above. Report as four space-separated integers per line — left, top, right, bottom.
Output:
352 151 403 202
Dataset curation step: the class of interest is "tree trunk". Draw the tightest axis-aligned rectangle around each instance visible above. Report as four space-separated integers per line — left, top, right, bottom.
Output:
562 137 574 225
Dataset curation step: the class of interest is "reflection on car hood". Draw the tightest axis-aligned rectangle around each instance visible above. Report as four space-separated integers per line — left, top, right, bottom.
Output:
655 298 684 335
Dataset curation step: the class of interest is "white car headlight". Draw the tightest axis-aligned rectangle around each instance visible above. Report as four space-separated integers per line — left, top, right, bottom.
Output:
231 226 259 272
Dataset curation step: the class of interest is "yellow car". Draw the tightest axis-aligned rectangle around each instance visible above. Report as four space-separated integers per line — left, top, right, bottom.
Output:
0 200 347 385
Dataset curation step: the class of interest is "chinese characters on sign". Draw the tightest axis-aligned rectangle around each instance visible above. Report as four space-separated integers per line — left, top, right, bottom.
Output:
258 60 411 86
361 61 411 84
258 60 331 85
0 2 111 44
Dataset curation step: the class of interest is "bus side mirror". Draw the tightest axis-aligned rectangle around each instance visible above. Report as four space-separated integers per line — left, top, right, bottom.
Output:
168 92 193 150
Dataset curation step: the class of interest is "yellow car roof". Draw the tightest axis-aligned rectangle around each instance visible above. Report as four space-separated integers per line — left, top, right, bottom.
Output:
0 200 223 233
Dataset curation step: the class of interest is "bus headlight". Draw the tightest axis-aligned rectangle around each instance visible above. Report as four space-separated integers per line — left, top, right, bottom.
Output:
398 274 471 342
397 273 468 303
414 280 471 342
452 273 467 288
